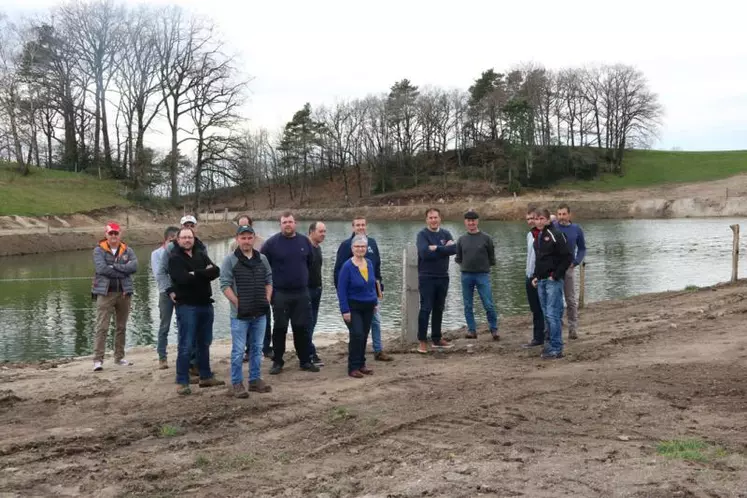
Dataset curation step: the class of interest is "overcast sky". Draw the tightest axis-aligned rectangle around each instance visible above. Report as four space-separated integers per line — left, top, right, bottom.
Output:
4 0 747 151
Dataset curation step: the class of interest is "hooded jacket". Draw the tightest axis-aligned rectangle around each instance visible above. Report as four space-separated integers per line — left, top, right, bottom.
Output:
532 224 572 281
92 240 138 296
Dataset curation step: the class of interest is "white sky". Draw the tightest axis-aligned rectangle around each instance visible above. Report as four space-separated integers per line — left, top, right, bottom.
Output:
4 0 747 151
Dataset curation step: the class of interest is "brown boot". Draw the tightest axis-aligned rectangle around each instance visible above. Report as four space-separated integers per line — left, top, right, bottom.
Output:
199 377 225 388
248 379 272 393
231 383 249 399
374 351 393 362
159 359 169 370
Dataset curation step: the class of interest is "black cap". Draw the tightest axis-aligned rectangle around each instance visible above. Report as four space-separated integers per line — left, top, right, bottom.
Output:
236 225 255 235
464 210 479 220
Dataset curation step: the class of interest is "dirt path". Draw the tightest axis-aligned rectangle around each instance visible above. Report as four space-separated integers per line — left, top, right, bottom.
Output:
1 282 746 497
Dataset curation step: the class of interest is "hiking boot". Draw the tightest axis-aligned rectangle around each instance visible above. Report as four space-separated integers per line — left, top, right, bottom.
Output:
359 366 374 375
349 370 364 378
158 359 169 370
248 379 272 393
417 341 429 354
300 362 320 373
465 332 478 339
312 354 325 366
490 330 500 341
541 350 564 360
93 361 103 372
522 340 543 349
374 351 393 362
231 383 249 399
199 377 225 388
569 330 578 340
433 339 454 348
269 363 283 375
177 384 191 395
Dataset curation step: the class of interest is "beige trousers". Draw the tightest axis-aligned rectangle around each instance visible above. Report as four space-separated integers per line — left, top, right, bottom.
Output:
94 293 131 362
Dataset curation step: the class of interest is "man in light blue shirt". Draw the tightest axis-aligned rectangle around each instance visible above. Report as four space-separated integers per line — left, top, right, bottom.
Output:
150 226 180 369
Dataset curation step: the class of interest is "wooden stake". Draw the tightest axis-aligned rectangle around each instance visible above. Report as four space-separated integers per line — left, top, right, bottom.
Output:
400 245 419 343
730 224 740 283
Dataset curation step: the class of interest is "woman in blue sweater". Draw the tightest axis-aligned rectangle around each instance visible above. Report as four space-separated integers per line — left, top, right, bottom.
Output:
337 235 379 378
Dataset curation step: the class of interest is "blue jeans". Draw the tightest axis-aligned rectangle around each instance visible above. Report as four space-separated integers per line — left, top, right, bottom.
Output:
460 272 498 332
157 292 174 360
418 276 449 343
231 315 267 384
371 310 383 352
537 279 564 354
175 304 214 385
308 287 322 358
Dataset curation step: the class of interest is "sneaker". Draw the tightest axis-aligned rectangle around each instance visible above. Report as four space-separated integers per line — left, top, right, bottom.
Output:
569 330 578 340
116 359 132 366
269 363 283 375
349 370 364 379
198 377 226 388
417 341 429 354
374 351 393 361
158 359 169 370
177 384 191 395
490 330 500 341
465 332 478 339
248 379 272 393
359 366 374 375
312 354 325 366
93 361 103 372
522 340 543 349
300 362 320 373
541 350 564 360
231 383 249 399
432 339 454 348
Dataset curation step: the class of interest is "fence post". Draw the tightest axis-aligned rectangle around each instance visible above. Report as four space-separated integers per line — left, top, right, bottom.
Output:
730 224 740 283
400 245 419 343
46 214 51 234
579 262 586 309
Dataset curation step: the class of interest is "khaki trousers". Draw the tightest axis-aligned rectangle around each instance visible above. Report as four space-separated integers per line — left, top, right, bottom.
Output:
564 267 578 333
94 293 131 362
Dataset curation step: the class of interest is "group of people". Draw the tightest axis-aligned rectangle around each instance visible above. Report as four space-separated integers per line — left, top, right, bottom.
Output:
89 203 586 397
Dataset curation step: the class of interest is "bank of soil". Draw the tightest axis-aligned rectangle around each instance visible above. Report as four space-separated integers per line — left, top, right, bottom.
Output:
1 282 746 497
0 208 236 257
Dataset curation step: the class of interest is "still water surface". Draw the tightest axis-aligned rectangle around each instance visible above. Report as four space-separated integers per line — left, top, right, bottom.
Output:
0 218 742 361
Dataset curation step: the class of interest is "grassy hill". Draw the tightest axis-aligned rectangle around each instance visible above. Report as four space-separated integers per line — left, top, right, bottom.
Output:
0 163 130 216
559 149 747 191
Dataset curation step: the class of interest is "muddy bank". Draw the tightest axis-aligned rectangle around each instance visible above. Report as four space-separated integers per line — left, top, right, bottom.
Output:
1 282 746 496
0 223 236 257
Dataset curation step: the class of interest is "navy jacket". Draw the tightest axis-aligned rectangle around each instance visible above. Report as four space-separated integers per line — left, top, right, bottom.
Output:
416 227 456 277
334 234 383 290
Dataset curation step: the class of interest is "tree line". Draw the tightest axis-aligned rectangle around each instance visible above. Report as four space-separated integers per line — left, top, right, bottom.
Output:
0 1 663 210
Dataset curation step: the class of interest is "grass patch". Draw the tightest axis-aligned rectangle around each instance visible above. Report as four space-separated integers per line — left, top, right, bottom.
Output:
559 149 747 191
194 454 210 468
158 424 182 438
656 439 723 462
329 406 354 423
684 285 699 292
0 163 130 216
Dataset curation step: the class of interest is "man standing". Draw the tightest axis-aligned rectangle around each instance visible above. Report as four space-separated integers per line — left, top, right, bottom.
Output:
308 221 327 366
91 222 138 372
416 208 457 354
261 212 319 375
531 209 572 360
522 208 545 348
220 225 273 398
333 216 393 361
151 226 180 369
168 227 224 394
555 203 587 340
455 210 498 340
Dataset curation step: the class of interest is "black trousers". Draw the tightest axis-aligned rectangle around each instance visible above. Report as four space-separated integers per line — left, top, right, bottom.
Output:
345 301 375 373
525 277 545 343
271 289 311 366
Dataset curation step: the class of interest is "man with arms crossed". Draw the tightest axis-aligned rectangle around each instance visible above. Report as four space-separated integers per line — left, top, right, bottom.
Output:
554 203 587 340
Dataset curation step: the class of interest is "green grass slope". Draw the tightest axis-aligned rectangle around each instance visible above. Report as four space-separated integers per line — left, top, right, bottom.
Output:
0 163 129 216
560 149 747 191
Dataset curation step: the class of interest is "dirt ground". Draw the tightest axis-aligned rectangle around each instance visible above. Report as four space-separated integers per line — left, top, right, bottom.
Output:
1 281 746 497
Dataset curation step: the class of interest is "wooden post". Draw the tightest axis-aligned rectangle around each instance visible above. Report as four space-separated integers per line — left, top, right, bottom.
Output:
126 211 129 228
400 245 419 343
224 208 228 222
578 262 586 309
46 214 51 234
730 224 740 283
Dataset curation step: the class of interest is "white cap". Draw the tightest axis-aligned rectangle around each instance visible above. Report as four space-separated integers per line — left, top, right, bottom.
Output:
180 215 197 225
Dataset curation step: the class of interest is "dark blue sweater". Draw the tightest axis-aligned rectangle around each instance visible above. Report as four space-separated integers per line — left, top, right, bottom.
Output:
337 259 378 313
333 234 383 290
553 222 587 266
260 232 313 291
416 227 457 277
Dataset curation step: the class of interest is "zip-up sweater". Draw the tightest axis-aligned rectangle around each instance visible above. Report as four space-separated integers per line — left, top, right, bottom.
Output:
337 258 378 314
168 245 220 305
261 232 313 292
554 222 587 266
92 240 138 296
416 227 456 278
333 234 383 290
533 224 572 281
219 248 272 319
